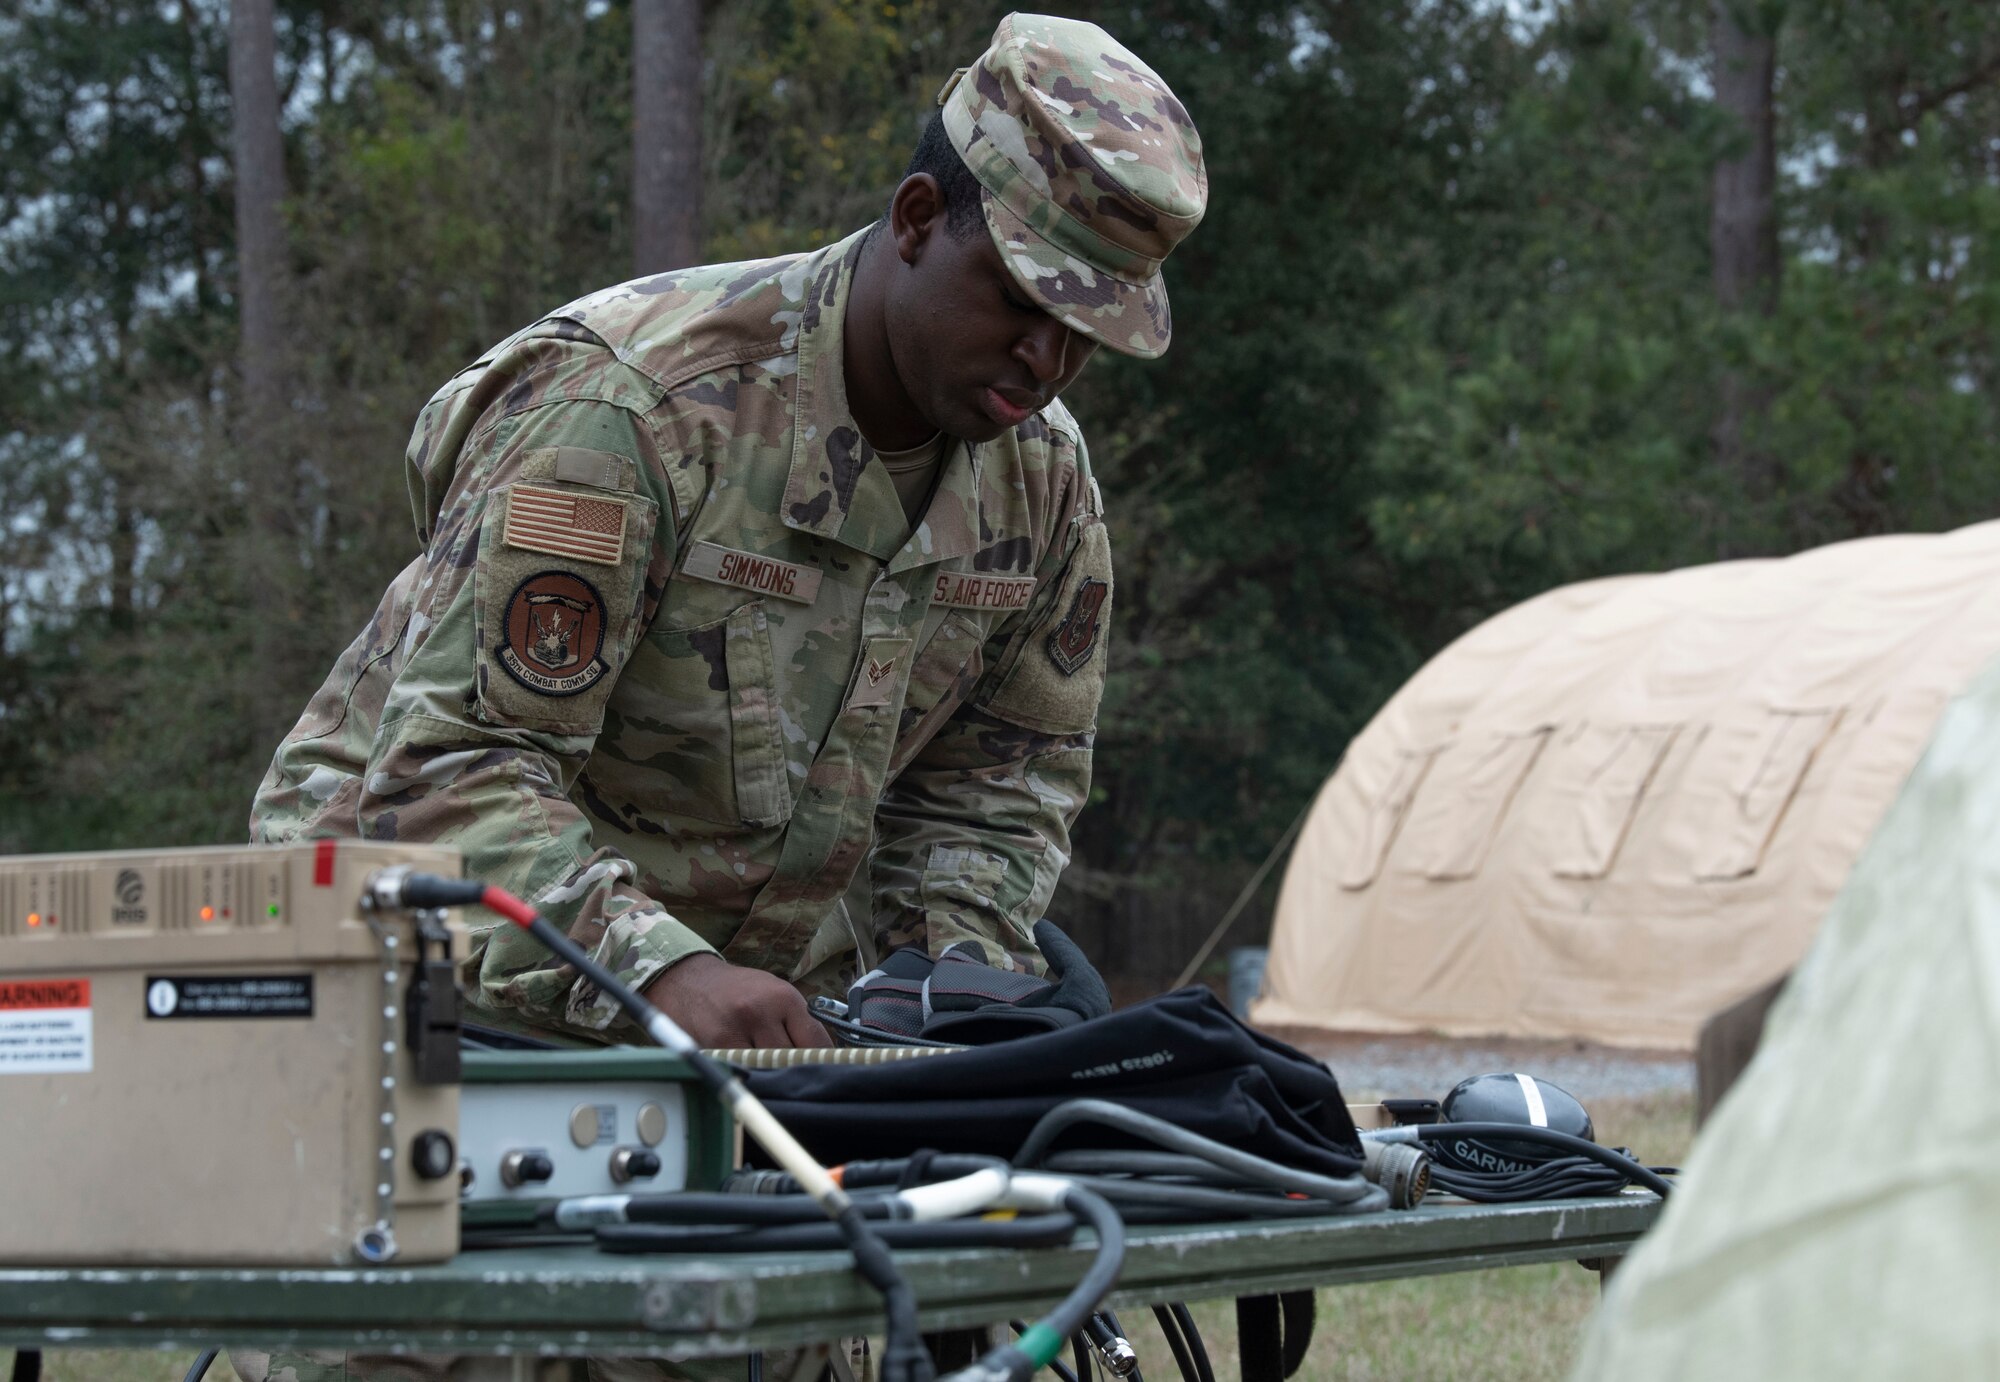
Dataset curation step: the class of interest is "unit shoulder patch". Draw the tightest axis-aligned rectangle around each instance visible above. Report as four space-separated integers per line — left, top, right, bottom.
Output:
1047 577 1108 675
498 571 610 697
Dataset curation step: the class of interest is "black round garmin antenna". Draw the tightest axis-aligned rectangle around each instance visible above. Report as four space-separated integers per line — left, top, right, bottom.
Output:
1434 1073 1595 1172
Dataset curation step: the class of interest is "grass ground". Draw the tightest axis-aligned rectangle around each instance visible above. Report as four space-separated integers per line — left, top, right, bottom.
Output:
14 1089 1693 1382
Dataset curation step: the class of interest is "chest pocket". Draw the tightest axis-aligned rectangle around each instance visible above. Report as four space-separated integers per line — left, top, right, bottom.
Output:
888 613 987 778
597 597 793 828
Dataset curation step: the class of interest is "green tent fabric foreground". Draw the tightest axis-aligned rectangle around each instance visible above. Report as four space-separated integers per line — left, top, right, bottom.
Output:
1572 647 2000 1376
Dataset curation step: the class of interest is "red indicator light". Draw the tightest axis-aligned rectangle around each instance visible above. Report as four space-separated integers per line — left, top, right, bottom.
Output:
199 906 215 922
25 913 39 928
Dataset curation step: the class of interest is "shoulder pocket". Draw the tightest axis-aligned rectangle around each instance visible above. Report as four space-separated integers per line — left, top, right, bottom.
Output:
473 481 657 735
979 517 1112 735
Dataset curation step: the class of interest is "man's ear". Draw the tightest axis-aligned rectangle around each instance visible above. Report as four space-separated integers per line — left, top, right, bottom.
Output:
888 174 945 266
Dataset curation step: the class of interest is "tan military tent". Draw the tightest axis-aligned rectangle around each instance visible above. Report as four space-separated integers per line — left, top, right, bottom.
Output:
1253 520 2000 1051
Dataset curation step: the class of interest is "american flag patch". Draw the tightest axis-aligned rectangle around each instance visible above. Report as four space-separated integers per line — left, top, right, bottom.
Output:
503 484 628 566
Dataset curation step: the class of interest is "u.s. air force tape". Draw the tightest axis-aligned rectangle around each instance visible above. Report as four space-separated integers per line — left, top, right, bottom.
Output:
931 571 1036 611
681 541 823 604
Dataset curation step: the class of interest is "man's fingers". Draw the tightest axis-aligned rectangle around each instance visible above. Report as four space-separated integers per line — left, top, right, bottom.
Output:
638 956 828 1049
784 1000 835 1048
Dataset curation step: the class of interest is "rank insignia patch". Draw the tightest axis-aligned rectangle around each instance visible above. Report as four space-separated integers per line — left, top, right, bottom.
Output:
1047 577 1108 676
846 636 913 710
500 572 610 697
504 484 628 565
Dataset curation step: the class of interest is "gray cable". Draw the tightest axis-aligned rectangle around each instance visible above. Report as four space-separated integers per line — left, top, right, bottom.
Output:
1042 1149 1274 1186
1035 1173 1386 1218
1015 1100 1380 1208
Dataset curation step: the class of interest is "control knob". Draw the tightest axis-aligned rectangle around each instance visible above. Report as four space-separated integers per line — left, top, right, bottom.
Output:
610 1147 663 1184
500 1149 556 1188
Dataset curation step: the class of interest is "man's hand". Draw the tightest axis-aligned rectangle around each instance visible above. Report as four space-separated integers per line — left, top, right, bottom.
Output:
640 953 832 1049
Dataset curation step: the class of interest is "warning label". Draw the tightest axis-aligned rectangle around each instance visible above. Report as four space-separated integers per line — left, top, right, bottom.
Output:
0 977 93 1074
144 974 313 1020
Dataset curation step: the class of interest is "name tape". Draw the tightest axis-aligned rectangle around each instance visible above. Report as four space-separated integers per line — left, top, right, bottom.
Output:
681 542 823 605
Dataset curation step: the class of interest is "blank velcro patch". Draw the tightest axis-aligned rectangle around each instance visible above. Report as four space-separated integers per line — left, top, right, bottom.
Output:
503 484 628 566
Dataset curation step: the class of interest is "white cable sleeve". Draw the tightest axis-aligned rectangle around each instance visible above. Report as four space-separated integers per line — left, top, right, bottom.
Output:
996 1172 1074 1213
895 1168 1010 1222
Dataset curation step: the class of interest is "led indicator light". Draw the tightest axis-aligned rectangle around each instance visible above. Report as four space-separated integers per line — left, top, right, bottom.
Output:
267 904 281 917
26 913 39 928
199 906 216 922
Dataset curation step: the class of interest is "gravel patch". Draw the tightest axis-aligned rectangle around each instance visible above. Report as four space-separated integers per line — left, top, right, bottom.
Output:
1264 1027 1694 1104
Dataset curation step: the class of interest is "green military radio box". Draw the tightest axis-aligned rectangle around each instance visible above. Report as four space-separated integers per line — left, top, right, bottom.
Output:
457 1047 737 1228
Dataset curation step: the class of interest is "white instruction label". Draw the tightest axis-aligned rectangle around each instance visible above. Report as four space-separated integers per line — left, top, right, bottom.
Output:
0 978 94 1074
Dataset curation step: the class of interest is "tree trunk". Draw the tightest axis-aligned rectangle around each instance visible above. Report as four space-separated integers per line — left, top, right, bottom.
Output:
632 0 703 276
1710 1 1779 315
1709 0 1782 502
228 0 292 735
230 0 287 441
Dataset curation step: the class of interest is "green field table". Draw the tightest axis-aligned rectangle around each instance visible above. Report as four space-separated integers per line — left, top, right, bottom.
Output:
0 1196 1659 1360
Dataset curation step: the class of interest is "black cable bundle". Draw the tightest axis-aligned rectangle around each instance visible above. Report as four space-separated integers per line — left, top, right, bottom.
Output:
1368 1123 1674 1202
1425 1149 1675 1202
1013 1100 1386 1220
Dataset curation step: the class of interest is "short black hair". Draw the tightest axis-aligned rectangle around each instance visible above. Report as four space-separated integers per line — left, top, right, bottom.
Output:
895 109 986 241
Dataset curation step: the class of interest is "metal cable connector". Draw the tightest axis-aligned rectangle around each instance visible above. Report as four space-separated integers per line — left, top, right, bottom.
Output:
1084 1323 1138 1378
1361 1139 1432 1209
360 867 484 914
358 864 416 912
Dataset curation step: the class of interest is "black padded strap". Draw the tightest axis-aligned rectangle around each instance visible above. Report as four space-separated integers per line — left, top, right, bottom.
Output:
1236 1295 1282 1382
1236 1292 1316 1382
1279 1290 1316 1377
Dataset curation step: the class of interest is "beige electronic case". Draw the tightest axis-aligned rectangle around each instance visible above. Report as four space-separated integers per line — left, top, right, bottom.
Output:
0 840 466 1266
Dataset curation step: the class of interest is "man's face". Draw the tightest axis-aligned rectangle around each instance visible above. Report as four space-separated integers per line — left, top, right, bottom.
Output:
883 185 1099 444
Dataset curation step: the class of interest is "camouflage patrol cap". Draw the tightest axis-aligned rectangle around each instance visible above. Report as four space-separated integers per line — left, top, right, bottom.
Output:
938 13 1206 359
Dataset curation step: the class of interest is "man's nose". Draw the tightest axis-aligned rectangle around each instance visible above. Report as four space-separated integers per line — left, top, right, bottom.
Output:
1015 316 1075 387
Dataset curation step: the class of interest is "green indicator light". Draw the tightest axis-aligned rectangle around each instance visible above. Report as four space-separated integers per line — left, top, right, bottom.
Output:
267 904 281 917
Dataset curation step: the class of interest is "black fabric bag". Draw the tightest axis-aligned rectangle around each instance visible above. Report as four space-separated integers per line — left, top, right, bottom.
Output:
742 987 1363 1177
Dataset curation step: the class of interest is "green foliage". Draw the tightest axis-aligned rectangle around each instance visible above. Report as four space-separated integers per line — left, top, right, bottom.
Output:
7 0 2000 970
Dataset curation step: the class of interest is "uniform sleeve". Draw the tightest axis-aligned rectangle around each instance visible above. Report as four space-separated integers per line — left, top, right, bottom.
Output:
867 446 1112 973
357 389 713 1042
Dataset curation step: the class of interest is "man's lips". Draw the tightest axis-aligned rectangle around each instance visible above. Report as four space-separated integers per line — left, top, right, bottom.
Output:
983 387 1038 427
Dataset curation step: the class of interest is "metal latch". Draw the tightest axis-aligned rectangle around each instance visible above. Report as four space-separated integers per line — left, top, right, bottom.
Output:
405 907 462 1084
